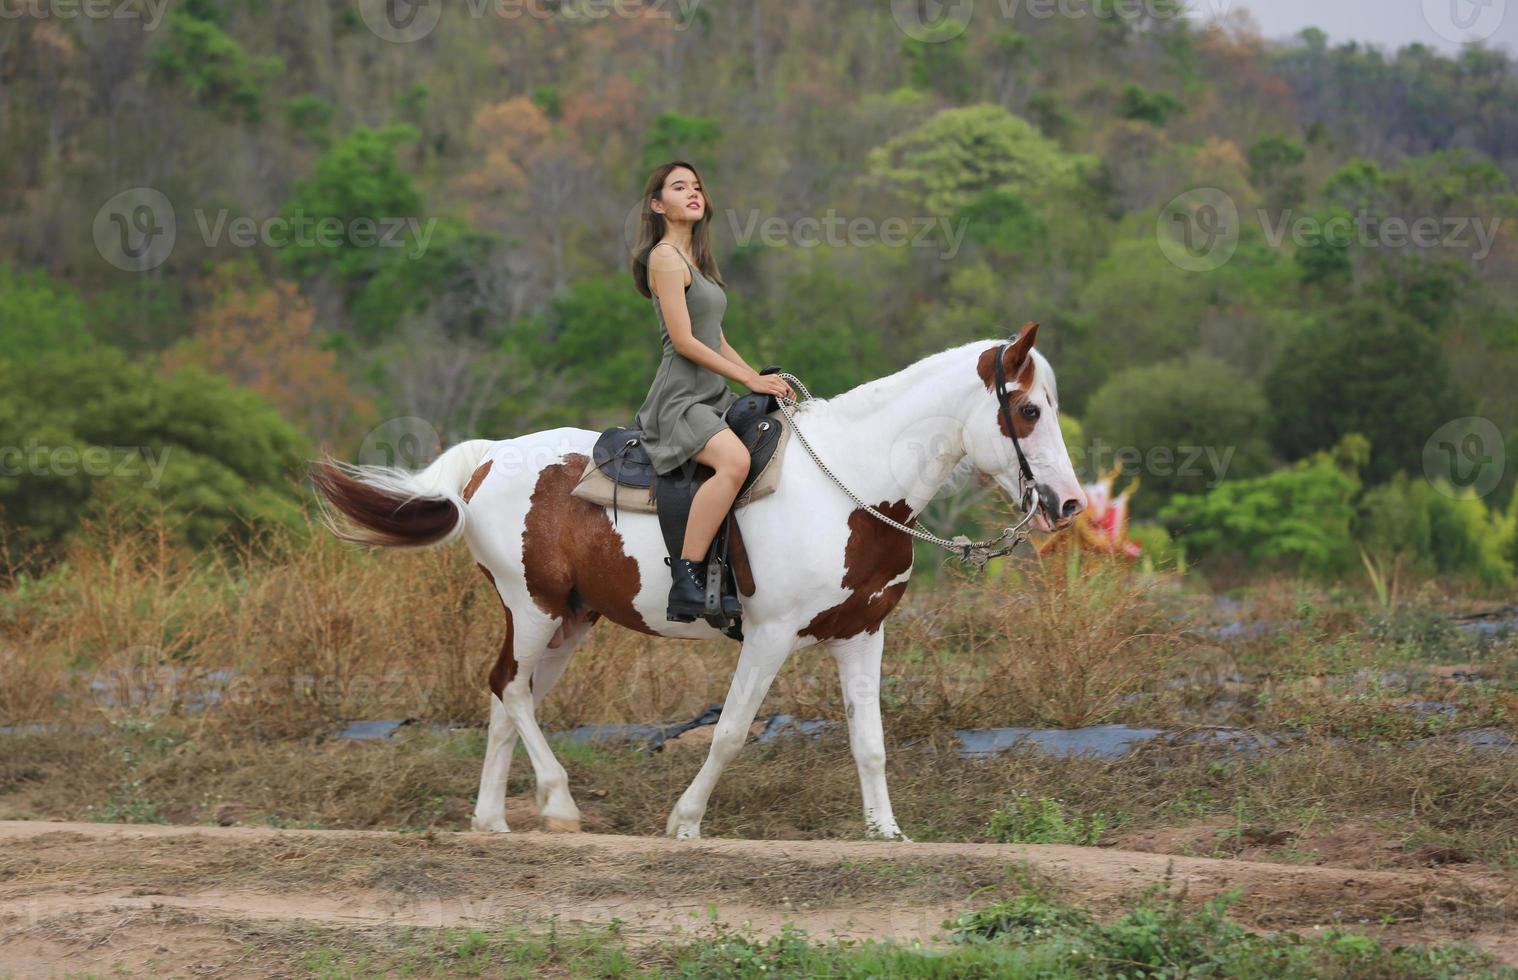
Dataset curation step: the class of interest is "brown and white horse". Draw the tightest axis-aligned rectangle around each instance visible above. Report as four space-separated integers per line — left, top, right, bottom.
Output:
311 323 1085 840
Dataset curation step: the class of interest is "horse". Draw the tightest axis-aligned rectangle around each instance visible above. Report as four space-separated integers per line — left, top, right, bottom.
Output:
310 322 1086 840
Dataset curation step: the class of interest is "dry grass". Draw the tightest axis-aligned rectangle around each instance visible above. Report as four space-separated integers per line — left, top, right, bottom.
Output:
3 514 1516 872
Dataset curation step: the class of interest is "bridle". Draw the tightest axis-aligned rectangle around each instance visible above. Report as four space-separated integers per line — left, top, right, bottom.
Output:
992 339 1040 517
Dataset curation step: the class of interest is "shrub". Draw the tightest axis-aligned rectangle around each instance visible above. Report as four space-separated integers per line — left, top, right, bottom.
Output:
987 793 1112 846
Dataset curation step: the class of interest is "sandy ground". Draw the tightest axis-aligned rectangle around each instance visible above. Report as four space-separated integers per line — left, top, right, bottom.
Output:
1 820 1513 977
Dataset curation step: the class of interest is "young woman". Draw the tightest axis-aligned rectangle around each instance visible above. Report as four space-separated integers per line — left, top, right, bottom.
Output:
629 161 794 621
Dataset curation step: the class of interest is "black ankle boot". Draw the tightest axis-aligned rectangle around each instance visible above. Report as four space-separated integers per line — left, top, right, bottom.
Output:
666 556 707 622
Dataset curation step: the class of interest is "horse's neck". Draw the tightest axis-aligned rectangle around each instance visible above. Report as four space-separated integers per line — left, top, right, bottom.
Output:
797 351 972 516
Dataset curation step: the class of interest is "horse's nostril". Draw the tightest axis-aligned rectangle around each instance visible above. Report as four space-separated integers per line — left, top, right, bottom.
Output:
1061 498 1083 519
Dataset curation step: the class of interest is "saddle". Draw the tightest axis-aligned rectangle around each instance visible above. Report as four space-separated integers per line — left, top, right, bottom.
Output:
574 367 790 641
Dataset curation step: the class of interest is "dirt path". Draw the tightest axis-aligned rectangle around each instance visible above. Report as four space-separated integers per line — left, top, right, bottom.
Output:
1 820 1513 977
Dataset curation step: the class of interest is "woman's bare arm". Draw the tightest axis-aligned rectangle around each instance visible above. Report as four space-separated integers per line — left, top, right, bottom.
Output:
650 244 757 387
718 330 757 376
719 330 795 400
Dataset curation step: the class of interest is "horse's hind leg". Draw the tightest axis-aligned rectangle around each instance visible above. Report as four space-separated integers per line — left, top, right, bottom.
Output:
472 573 596 833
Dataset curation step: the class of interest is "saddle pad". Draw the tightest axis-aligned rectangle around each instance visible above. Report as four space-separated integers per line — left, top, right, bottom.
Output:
571 410 791 515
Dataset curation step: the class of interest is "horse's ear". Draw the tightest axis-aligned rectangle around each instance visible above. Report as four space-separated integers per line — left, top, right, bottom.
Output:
1005 321 1039 373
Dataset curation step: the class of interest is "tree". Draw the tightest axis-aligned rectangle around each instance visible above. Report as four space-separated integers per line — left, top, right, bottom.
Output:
163 276 375 450
1265 302 1464 484
458 97 596 297
149 5 281 123
1160 437 1366 577
0 349 310 565
278 125 425 283
1083 354 1273 512
865 104 1082 216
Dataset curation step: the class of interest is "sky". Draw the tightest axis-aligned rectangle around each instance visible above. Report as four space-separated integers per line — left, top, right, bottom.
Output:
1187 0 1516 54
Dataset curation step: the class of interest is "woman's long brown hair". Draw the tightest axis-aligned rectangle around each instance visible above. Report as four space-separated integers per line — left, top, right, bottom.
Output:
630 160 726 298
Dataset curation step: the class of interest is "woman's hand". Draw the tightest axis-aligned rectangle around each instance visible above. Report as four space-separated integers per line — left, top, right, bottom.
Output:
746 371 795 401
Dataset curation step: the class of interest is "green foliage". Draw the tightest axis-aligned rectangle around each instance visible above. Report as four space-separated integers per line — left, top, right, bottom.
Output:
0 349 310 564
0 264 91 357
348 219 504 340
510 275 665 417
947 894 1090 944
1359 473 1514 586
530 84 562 119
1293 206 1354 287
1083 354 1273 509
987 794 1112 846
642 113 722 170
1116 83 1182 126
901 21 973 100
1265 302 1465 484
277 125 424 283
668 890 1501 978
1160 437 1367 577
866 104 1082 215
150 6 282 123
285 95 335 147
954 189 1048 257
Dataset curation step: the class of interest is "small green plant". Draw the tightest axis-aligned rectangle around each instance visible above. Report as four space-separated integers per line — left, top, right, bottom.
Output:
987 793 1113 846
946 894 1089 944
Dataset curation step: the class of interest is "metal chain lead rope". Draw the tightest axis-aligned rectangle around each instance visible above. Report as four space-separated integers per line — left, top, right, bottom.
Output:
772 372 1038 572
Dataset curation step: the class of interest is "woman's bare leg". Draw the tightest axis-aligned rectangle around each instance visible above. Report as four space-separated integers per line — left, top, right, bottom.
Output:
680 428 750 561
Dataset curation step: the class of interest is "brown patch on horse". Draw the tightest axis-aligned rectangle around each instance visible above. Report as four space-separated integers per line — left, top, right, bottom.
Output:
462 459 493 503
478 563 517 699
799 499 914 641
727 519 756 597
975 325 1039 441
522 454 655 635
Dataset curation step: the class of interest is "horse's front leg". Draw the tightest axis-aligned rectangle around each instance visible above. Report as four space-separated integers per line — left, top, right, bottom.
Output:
829 629 908 840
666 623 796 839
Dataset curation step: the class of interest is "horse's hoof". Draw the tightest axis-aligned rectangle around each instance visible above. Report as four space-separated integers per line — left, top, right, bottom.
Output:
471 818 510 833
543 816 581 833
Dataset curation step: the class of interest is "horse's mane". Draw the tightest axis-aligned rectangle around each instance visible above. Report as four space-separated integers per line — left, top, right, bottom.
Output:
805 338 1051 421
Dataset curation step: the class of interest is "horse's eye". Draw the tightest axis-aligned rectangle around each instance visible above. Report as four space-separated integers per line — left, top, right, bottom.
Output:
1019 404 1041 422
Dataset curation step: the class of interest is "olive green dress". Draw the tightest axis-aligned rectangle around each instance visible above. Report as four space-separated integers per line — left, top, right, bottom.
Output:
634 243 739 475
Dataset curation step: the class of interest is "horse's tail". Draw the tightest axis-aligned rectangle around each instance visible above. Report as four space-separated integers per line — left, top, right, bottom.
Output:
308 439 494 549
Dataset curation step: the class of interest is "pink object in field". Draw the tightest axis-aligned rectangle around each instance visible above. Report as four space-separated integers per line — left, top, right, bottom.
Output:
1037 466 1141 558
